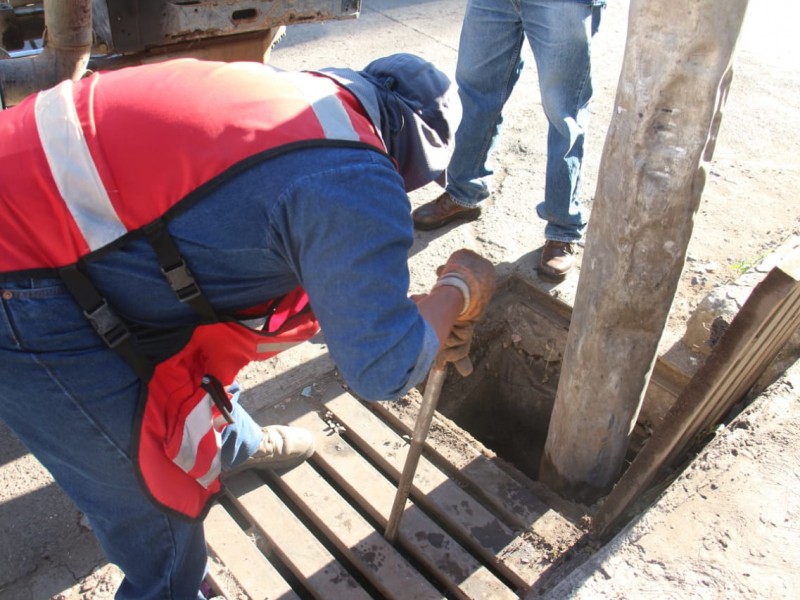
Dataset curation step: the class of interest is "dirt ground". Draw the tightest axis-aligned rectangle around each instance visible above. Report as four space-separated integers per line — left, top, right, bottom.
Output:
542 360 800 599
280 0 799 366
1 0 799 598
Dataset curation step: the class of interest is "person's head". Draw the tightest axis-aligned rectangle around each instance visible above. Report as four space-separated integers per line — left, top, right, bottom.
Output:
319 54 461 192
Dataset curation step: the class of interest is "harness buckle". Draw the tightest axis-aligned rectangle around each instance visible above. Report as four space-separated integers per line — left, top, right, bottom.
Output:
84 300 130 349
161 260 201 303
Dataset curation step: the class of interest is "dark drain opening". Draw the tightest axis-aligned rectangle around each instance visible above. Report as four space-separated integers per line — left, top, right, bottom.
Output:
438 343 560 480
431 275 680 492
435 276 570 482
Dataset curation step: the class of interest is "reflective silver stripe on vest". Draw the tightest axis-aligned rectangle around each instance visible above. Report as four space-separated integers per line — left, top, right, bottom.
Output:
256 340 302 353
173 394 215 472
286 72 360 142
35 80 128 251
196 432 222 489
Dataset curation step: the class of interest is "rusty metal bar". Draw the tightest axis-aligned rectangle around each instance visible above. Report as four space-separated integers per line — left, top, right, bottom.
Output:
385 365 447 542
0 0 92 107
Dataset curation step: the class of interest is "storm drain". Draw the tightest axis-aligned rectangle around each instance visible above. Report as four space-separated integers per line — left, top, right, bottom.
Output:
437 276 688 481
204 378 584 599
203 276 687 599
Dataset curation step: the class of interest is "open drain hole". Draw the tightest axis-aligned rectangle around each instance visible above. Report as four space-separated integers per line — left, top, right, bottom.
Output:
433 277 568 481
430 275 671 488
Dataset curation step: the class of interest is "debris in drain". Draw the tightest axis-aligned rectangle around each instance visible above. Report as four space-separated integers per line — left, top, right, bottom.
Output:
542 339 559 383
434 286 565 479
301 382 323 398
321 409 346 434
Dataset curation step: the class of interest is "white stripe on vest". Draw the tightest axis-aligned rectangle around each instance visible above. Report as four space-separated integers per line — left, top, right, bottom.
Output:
172 393 222 488
32 75 361 256
196 438 222 489
34 80 128 251
284 72 361 142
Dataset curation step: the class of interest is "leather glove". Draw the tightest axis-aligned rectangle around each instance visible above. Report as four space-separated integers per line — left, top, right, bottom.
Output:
433 249 496 376
434 249 497 322
437 320 476 376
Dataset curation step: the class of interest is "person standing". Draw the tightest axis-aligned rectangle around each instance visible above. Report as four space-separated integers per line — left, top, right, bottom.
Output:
0 54 495 599
412 0 605 280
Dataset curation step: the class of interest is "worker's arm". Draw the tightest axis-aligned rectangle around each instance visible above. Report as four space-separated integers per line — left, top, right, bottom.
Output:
414 285 463 347
272 150 494 401
415 249 497 375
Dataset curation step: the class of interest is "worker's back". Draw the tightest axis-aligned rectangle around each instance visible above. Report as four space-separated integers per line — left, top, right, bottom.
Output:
0 59 383 276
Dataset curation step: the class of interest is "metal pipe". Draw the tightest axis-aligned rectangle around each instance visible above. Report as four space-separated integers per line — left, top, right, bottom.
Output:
0 0 92 107
384 364 447 542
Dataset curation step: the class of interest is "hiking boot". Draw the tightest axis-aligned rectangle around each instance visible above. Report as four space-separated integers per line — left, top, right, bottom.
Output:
228 425 315 474
539 240 577 281
412 192 481 231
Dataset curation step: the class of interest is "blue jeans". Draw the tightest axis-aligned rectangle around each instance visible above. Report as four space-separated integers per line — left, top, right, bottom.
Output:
0 278 262 599
0 147 438 599
446 0 603 242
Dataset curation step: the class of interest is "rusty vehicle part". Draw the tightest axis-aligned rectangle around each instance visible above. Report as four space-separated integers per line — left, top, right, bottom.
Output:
89 0 359 55
0 0 92 108
0 0 361 107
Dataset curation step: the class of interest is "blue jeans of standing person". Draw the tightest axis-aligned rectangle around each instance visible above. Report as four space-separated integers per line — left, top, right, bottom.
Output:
0 279 262 599
445 0 604 243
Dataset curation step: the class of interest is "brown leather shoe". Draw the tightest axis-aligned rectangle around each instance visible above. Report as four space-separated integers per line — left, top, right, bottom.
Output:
412 192 481 231
539 240 577 280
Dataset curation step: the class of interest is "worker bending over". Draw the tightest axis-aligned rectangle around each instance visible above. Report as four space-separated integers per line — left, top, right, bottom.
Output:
0 54 496 598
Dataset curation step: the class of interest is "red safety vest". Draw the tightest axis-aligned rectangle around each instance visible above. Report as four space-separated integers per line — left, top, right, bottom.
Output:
0 59 388 519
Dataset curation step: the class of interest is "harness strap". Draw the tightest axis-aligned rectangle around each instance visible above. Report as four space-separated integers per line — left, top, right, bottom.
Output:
59 264 154 381
142 220 217 323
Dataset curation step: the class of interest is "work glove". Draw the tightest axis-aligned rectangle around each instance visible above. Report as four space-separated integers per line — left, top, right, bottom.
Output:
437 319 476 376
433 249 497 376
435 249 496 322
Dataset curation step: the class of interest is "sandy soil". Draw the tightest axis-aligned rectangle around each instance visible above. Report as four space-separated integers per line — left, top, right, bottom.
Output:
542 361 800 599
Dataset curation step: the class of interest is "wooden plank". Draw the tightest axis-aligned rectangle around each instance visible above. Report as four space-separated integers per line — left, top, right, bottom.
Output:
205 503 299 600
594 253 800 535
290 408 518 600
238 337 334 414
371 393 583 545
206 554 249 600
225 472 372 600
270 462 445 600
324 393 550 590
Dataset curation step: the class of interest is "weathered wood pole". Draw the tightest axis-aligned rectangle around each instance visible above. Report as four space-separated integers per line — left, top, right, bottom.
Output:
539 0 750 503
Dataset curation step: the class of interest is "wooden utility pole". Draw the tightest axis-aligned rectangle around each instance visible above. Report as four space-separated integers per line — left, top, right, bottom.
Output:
540 0 751 503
